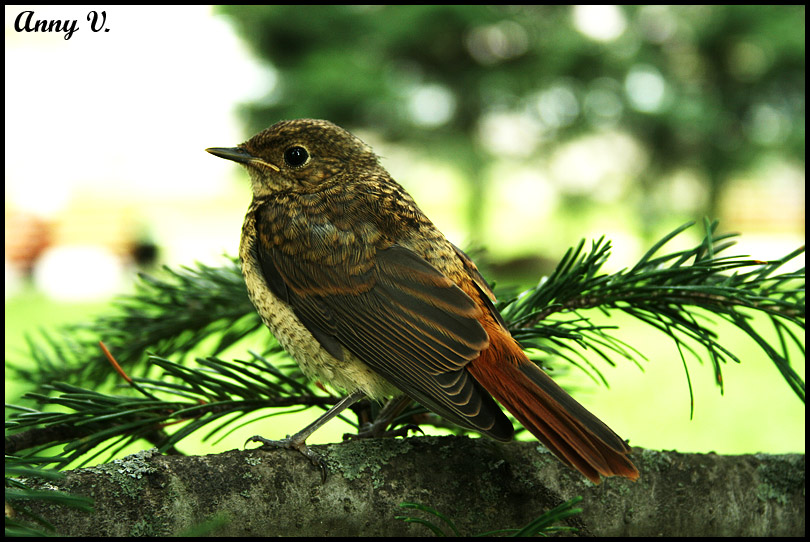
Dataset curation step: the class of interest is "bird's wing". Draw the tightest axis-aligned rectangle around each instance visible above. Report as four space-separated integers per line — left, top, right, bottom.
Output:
252 207 513 440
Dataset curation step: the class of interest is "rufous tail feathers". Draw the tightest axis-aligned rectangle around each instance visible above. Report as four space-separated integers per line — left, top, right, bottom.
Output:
467 328 639 483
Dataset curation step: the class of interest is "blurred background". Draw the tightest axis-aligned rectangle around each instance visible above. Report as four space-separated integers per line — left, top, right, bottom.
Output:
5 6 804 456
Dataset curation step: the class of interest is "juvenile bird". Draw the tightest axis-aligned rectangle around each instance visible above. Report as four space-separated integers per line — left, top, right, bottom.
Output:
207 119 639 483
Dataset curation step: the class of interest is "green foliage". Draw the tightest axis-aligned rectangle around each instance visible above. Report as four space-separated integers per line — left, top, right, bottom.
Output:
501 220 805 414
6 352 333 469
5 222 803 475
216 5 805 234
9 258 264 390
5 462 94 536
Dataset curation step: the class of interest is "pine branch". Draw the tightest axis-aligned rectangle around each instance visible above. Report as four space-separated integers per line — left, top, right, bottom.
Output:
499 220 805 411
5 462 94 536
10 258 266 389
5 220 804 468
5 351 343 468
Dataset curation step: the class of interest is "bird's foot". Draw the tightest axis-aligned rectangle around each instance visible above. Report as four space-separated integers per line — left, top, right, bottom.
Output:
246 435 328 482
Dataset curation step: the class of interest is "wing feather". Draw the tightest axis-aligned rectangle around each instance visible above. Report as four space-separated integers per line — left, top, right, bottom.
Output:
254 213 512 440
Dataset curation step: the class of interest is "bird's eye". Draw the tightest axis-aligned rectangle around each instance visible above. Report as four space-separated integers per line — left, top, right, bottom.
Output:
284 146 309 167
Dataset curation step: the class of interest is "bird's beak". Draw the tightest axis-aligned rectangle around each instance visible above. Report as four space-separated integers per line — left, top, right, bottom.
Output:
206 147 280 172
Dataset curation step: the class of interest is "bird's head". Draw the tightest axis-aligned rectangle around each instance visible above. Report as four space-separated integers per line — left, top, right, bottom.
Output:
207 118 382 197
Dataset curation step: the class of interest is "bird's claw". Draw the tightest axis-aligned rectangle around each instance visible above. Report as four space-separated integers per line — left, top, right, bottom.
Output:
246 435 329 483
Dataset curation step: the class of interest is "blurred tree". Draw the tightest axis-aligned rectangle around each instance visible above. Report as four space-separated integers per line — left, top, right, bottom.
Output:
216 5 804 243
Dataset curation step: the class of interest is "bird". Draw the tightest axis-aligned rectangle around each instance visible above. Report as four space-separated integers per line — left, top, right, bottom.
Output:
206 119 639 483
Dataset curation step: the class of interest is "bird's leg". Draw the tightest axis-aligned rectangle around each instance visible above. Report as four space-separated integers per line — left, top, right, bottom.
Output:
344 395 423 440
246 390 366 481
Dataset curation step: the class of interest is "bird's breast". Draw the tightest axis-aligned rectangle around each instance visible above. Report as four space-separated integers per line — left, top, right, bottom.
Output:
239 209 398 399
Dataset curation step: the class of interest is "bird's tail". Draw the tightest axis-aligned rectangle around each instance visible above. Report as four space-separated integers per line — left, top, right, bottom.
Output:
467 328 639 483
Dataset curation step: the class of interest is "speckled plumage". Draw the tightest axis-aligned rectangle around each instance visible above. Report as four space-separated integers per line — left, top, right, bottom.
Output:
207 119 639 483
234 120 508 437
